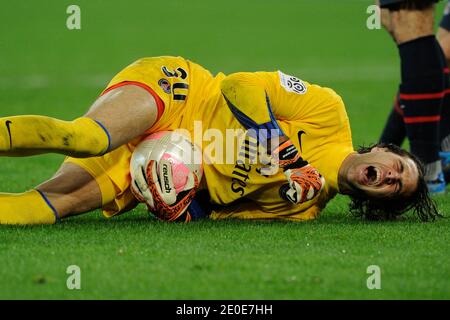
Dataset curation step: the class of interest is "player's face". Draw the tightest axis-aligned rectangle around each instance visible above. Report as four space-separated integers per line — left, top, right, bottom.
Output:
346 147 420 200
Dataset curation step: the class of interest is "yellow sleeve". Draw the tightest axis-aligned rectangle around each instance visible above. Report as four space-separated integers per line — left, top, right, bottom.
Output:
221 71 318 120
220 72 287 138
221 71 347 126
220 72 272 126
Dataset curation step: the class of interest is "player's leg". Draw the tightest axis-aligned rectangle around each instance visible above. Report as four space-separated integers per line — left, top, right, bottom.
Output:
378 2 407 147
0 84 158 158
378 0 396 38
437 1 450 182
36 162 103 219
382 0 446 192
379 94 406 146
437 0 450 65
0 162 103 224
0 134 148 225
439 74 450 183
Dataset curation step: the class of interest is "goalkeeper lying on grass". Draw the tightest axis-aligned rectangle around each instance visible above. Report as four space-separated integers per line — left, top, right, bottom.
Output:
0 56 439 225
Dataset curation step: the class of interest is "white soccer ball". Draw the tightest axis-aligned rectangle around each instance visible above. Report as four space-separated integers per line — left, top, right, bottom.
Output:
130 131 203 215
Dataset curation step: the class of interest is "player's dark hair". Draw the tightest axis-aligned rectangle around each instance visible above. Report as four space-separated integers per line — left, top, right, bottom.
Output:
348 143 441 222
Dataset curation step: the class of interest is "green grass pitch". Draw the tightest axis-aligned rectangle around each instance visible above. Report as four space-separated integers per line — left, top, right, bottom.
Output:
0 0 449 299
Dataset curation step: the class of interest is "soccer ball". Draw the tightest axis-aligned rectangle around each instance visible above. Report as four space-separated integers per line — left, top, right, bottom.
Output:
129 131 203 219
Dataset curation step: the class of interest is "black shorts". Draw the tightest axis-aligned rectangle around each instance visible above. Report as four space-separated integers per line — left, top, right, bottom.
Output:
440 1 450 31
379 0 439 10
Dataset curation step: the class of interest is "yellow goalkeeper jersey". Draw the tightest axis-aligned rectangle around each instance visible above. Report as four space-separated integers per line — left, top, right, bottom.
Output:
104 56 354 221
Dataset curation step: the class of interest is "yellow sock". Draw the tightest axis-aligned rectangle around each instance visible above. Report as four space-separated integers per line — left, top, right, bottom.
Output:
0 116 110 157
0 190 58 225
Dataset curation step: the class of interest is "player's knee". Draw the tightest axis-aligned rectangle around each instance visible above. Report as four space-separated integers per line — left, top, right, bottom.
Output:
380 8 395 36
390 8 435 44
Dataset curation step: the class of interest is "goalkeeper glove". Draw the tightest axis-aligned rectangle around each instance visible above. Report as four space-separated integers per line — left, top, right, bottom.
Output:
131 158 199 222
272 139 325 204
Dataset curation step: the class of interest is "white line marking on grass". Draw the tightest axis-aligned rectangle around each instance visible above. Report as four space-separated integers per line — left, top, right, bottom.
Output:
0 74 111 89
0 64 397 91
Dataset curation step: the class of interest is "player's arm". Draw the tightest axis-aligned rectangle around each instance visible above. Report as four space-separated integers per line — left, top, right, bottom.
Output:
220 72 325 204
220 72 292 160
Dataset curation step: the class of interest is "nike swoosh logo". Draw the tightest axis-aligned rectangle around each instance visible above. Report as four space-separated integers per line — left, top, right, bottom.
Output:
297 130 306 153
5 120 12 149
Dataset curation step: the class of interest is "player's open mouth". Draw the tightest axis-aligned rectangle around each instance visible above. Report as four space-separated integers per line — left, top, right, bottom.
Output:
362 166 381 186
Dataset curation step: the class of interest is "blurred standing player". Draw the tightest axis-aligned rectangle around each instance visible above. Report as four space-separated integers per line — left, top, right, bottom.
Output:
378 0 450 193
437 1 450 183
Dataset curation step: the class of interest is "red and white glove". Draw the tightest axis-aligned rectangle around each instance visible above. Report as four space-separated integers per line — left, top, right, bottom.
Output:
271 139 326 204
131 158 199 222
280 164 325 204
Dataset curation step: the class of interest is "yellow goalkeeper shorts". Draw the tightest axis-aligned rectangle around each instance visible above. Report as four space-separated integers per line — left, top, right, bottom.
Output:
64 140 140 217
64 56 216 217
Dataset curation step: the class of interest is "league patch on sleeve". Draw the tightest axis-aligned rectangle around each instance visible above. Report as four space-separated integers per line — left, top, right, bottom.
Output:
278 71 307 95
